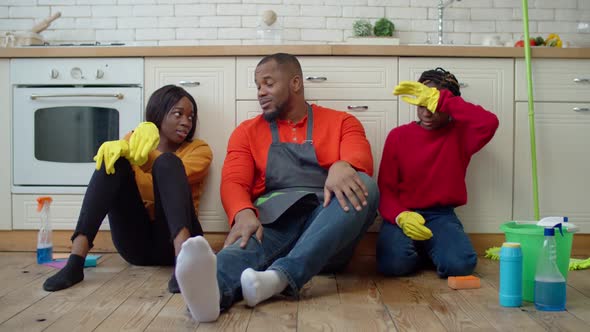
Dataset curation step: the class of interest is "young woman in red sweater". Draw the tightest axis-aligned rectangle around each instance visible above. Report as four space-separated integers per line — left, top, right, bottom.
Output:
377 68 499 277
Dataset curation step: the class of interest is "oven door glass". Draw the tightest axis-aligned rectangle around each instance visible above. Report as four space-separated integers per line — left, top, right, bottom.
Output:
35 106 119 163
13 86 142 186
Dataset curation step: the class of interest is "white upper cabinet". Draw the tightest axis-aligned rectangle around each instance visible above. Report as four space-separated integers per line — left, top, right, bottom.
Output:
398 58 514 233
145 57 236 232
236 56 397 100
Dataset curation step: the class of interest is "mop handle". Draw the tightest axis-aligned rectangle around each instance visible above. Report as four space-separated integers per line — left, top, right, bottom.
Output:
521 0 540 220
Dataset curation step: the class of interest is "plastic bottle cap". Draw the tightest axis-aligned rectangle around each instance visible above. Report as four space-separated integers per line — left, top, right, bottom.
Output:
544 228 555 236
502 242 521 248
36 196 53 212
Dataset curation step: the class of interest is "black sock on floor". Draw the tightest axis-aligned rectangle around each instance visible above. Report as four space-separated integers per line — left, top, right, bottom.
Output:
43 254 85 291
168 273 180 293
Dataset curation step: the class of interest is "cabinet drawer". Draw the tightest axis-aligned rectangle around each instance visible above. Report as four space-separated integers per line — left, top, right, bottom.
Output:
516 59 590 102
12 194 109 230
237 56 397 100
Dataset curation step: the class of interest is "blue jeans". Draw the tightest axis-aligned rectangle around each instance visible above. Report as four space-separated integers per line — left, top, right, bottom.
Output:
216 172 379 310
376 206 477 278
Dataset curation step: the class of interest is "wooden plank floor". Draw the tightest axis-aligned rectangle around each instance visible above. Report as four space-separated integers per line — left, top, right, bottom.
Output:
0 253 588 332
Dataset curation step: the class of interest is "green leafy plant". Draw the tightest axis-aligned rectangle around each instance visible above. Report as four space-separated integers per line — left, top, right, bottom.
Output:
373 17 395 37
352 19 373 37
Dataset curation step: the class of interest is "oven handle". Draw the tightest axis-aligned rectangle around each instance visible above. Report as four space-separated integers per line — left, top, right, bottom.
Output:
30 93 124 100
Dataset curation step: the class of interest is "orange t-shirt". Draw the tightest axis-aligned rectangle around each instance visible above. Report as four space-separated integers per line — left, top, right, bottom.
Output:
221 104 373 225
125 133 213 220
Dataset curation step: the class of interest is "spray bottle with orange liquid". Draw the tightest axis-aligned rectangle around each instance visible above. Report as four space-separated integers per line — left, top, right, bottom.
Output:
36 196 53 264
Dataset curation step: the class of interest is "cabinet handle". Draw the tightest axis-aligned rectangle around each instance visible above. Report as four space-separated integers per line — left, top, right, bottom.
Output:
573 78 590 83
30 93 124 100
573 107 590 112
459 82 468 88
305 76 327 82
346 105 369 111
179 81 200 87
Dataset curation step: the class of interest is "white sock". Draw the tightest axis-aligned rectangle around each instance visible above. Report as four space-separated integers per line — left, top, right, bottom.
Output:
240 268 288 307
175 236 220 322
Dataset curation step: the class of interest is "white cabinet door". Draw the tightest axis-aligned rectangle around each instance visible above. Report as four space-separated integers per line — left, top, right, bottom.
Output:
145 58 236 232
398 58 514 233
237 100 397 181
514 102 590 233
1 59 10 230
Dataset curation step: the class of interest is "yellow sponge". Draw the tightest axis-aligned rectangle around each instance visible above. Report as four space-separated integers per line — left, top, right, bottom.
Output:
448 275 481 289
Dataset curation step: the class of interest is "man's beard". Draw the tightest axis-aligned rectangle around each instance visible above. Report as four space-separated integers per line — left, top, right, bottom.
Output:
263 103 286 122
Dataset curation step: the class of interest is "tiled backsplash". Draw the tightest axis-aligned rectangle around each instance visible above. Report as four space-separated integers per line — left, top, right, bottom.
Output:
1 0 589 47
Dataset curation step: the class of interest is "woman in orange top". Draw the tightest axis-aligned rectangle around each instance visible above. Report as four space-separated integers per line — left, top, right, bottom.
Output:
43 85 212 293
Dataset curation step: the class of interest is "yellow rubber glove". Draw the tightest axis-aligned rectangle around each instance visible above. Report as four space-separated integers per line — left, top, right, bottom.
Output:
128 122 160 166
397 211 433 241
93 140 129 175
393 81 440 113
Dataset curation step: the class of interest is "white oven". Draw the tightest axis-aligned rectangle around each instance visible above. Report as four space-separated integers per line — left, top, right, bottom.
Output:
11 58 143 191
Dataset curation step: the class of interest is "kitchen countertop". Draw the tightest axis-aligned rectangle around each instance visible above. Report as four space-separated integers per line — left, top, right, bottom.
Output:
1 44 590 58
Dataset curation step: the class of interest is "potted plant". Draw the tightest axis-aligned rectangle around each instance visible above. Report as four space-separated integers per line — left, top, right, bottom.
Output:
346 18 399 45
374 17 395 37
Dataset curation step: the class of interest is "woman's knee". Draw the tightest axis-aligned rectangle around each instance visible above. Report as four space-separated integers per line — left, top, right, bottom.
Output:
436 252 477 277
377 252 420 276
152 152 184 174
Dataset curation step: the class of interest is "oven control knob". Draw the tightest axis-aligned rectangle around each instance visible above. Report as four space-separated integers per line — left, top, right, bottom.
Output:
70 67 83 80
50 69 59 79
96 69 104 79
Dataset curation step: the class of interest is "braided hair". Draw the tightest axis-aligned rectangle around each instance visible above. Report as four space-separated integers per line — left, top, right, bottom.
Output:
418 67 461 97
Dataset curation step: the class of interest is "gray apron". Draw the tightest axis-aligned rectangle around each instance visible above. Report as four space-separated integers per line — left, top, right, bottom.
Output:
254 105 328 224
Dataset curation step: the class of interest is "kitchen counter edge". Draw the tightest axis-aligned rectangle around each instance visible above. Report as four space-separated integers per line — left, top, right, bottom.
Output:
1 45 589 58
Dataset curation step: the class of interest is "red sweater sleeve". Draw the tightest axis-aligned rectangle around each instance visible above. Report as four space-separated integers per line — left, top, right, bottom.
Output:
437 90 499 155
220 124 258 225
339 114 374 176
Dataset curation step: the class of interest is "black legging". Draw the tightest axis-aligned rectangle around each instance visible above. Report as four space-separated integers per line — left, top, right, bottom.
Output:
72 152 203 266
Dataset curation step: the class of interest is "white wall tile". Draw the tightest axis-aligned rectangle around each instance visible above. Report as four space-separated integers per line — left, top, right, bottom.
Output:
9 6 50 18
342 6 384 18
53 6 92 18
175 4 216 17
0 1 587 46
158 17 199 28
136 28 174 40
300 28 342 42
176 28 217 39
133 5 174 17
117 17 158 29
284 16 325 29
75 18 116 29
217 4 257 16
301 6 342 17
92 6 133 17
96 29 133 42
200 16 241 28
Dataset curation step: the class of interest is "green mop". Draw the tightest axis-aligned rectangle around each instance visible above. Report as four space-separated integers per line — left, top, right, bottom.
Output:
484 1 588 271
485 246 590 271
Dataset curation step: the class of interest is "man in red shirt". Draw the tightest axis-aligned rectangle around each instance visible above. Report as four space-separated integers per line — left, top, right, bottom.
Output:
175 53 379 322
377 68 499 278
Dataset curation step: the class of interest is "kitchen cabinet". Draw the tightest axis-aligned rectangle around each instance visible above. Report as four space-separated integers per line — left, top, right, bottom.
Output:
514 59 590 233
0 59 11 230
145 57 235 232
236 56 397 179
237 56 398 231
398 58 515 233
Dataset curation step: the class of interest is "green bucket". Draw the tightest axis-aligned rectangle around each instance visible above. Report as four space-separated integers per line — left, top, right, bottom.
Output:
500 221 574 302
